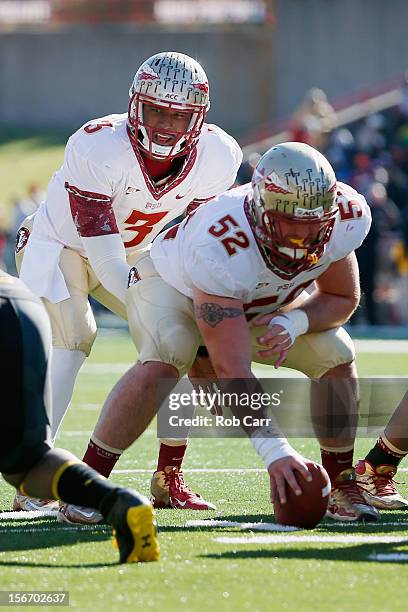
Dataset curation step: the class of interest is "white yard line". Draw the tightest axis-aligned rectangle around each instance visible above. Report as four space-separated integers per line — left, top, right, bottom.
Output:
187 520 298 531
80 340 408 378
112 467 264 474
72 403 100 411
214 534 408 545
187 519 408 530
369 553 408 561
16 464 400 474
0 510 57 520
58 431 91 437
354 340 408 353
82 363 132 374
112 467 408 474
321 521 408 527
57 430 156 438
78 367 407 378
0 525 107 534
1 512 408 538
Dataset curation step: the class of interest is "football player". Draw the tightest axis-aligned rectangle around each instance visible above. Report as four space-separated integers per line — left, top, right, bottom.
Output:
355 390 408 509
15 51 242 514
0 270 159 563
62 142 379 523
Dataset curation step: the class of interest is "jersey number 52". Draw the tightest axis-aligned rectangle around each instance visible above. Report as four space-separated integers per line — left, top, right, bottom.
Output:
208 215 250 256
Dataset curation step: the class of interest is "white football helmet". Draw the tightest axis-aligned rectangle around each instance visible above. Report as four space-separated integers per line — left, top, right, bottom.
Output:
248 142 338 279
128 51 210 160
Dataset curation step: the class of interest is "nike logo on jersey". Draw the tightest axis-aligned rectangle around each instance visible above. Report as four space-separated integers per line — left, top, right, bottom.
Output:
125 186 141 195
175 193 187 199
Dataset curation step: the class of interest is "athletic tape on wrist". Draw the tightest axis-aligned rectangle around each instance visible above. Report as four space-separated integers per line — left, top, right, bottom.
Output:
268 309 309 344
251 430 297 469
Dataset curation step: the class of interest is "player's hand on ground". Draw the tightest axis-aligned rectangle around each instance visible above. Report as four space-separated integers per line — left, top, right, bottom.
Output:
251 313 291 367
268 455 312 505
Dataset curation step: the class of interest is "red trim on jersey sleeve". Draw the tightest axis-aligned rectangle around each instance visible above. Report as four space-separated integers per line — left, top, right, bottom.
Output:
65 182 118 238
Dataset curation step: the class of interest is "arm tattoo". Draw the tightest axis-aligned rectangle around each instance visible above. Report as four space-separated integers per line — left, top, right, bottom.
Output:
194 302 244 328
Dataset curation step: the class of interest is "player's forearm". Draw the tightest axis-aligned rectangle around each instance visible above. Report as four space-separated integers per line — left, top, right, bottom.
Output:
193 290 253 378
82 234 130 303
298 290 360 331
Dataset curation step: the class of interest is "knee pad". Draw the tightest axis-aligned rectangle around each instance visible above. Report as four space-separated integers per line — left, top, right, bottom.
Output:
126 278 200 376
44 296 97 356
283 327 355 378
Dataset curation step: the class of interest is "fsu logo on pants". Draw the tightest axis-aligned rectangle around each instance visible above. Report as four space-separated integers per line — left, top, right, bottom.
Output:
15 227 30 253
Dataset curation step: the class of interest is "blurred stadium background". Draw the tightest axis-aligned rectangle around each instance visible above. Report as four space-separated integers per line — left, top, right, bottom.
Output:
1 0 408 332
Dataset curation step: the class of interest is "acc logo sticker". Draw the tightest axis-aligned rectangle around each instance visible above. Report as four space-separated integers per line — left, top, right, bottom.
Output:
15 227 30 253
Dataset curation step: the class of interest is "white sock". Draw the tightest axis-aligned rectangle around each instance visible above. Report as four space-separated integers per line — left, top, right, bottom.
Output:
50 348 86 442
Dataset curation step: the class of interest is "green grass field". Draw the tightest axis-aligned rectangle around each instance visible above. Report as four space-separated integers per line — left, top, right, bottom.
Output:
0 129 68 222
0 333 407 611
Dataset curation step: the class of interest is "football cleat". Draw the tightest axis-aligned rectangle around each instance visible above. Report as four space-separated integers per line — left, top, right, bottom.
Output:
151 466 216 510
13 493 59 512
107 489 160 563
57 504 104 525
326 468 380 522
355 459 408 510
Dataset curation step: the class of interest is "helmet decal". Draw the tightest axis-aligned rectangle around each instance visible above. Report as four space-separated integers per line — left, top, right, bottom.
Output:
248 142 338 279
137 64 160 81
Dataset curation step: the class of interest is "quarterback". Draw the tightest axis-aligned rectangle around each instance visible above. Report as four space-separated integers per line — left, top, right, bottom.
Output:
64 142 380 523
15 51 242 514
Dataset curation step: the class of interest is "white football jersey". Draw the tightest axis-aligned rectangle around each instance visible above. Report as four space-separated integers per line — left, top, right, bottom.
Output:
151 182 371 316
32 113 242 256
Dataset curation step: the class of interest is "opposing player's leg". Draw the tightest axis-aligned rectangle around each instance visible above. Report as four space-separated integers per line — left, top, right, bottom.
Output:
0 283 159 563
251 325 379 522
4 451 159 562
355 390 408 509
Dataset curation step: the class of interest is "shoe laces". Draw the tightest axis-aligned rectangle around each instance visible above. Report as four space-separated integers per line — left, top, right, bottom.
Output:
372 473 401 496
168 468 200 499
336 479 367 506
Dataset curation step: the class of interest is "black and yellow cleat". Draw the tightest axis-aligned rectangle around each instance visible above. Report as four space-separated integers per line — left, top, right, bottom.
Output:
105 489 160 563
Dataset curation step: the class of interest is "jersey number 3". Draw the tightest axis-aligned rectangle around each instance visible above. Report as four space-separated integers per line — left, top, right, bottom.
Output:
208 215 250 256
123 210 168 247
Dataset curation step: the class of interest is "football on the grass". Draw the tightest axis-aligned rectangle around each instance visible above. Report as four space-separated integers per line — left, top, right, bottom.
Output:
274 461 331 529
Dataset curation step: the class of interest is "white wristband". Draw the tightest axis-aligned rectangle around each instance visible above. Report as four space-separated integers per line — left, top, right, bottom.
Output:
251 430 298 469
268 308 309 345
